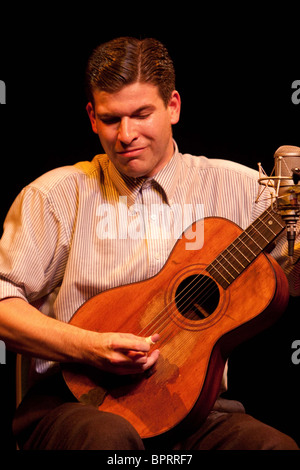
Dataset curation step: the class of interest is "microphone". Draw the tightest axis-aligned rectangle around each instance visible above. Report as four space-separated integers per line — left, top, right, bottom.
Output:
257 145 300 260
274 145 300 258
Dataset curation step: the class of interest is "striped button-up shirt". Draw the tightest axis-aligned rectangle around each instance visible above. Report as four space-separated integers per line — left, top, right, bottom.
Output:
0 142 299 374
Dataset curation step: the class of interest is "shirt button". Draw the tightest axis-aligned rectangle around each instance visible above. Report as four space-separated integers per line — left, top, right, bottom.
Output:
129 207 136 215
150 214 157 221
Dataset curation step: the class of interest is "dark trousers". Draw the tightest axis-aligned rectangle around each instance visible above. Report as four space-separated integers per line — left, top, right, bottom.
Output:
13 372 299 451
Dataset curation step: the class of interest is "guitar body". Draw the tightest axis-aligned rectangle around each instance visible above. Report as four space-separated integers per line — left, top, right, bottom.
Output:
62 217 289 439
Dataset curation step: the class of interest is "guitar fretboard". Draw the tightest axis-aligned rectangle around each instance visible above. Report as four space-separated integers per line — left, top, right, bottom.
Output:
206 207 285 289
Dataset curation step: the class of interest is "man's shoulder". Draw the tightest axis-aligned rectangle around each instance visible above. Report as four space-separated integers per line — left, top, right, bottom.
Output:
27 154 106 196
180 152 259 180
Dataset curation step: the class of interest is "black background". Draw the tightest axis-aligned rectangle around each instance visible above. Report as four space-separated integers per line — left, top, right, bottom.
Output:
0 5 299 451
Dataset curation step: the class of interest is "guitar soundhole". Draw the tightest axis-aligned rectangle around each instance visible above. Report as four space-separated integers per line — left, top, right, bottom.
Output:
175 275 220 321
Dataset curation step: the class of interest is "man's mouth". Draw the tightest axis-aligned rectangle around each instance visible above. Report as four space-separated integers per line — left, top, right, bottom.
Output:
116 147 146 158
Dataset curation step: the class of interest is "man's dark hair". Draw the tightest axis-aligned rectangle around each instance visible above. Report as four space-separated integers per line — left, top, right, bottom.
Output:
85 37 176 107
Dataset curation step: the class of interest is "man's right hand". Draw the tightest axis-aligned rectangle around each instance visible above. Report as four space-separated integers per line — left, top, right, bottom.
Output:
85 331 160 375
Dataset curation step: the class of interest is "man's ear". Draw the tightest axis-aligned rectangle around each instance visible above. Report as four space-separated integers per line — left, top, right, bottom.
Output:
168 90 181 125
86 102 98 134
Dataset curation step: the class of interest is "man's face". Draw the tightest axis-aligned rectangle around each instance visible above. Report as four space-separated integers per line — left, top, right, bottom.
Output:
86 82 181 178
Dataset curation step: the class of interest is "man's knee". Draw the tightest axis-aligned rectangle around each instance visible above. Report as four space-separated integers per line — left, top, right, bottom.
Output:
223 413 299 450
24 402 144 450
263 427 299 450
83 407 145 450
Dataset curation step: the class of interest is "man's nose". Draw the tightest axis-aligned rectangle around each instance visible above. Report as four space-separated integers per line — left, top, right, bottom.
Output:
118 117 138 145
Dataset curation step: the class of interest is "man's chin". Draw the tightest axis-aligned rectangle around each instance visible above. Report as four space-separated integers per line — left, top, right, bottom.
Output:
116 161 150 179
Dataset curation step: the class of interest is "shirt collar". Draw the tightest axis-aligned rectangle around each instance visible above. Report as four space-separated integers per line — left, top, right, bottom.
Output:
108 162 145 207
108 140 181 206
152 140 181 205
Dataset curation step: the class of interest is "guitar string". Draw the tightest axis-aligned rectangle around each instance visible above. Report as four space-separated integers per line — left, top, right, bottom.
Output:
139 207 282 346
156 205 282 346
163 205 283 363
137 206 283 342
136 206 281 341
184 206 283 313
152 208 282 363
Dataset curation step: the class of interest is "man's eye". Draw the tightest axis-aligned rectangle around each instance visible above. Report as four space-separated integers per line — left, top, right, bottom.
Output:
135 113 151 120
100 117 120 125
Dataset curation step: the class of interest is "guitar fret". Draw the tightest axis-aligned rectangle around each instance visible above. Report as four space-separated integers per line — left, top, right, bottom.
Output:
254 210 285 241
207 206 286 289
230 241 250 264
258 217 277 237
236 235 257 260
219 250 244 273
243 231 263 252
213 257 236 280
206 263 231 289
250 225 270 244
253 220 276 244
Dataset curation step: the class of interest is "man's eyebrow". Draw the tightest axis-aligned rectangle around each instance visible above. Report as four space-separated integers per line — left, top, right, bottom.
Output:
97 105 156 120
131 104 156 115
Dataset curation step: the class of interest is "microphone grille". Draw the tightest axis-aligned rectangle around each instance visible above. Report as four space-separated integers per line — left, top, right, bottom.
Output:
274 145 300 177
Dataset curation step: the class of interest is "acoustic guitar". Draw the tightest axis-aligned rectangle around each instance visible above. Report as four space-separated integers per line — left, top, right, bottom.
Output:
62 207 289 439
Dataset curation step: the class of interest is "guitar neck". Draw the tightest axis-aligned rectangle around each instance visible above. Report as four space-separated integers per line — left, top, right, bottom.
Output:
206 207 285 289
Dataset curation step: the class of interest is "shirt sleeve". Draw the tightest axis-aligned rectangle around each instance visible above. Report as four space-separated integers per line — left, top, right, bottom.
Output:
0 185 70 304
